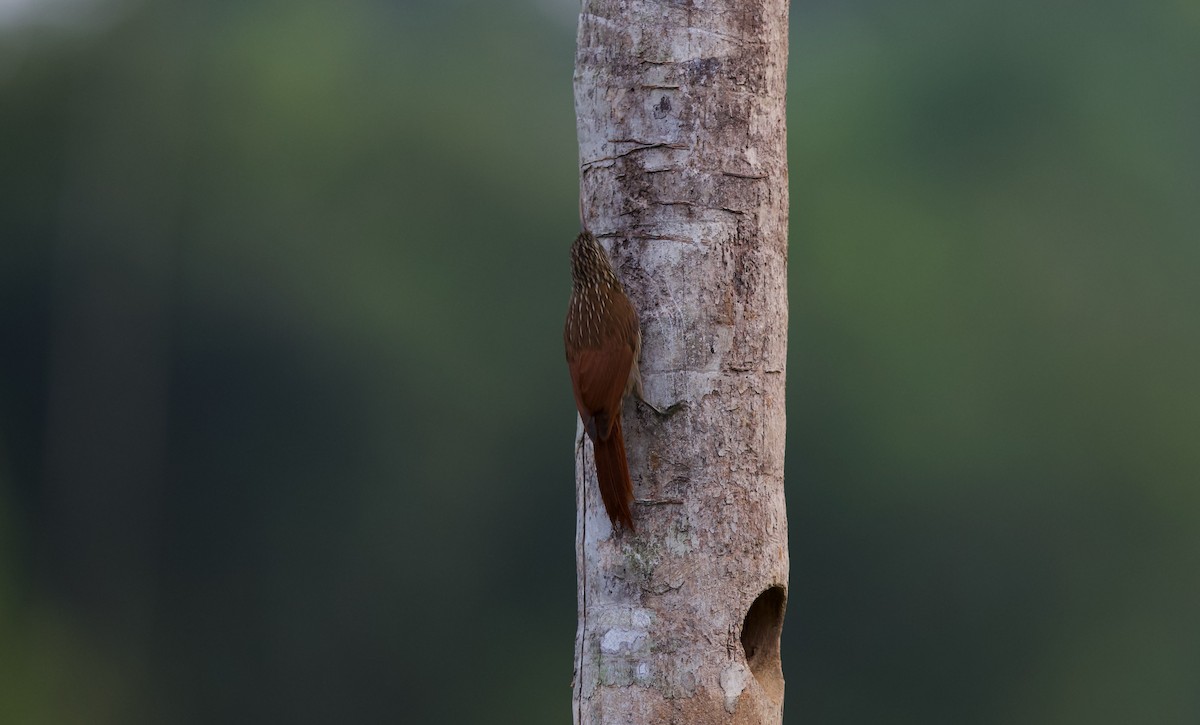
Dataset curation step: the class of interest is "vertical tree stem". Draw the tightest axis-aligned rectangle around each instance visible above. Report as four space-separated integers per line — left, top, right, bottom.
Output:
573 1 790 723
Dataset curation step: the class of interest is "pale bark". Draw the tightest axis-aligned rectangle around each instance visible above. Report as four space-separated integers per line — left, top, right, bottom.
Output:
572 1 790 723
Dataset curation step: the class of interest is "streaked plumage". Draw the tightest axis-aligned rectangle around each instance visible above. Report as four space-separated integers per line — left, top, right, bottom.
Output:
564 231 641 530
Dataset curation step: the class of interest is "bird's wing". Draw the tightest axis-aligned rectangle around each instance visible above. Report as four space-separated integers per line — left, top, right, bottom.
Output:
568 341 634 441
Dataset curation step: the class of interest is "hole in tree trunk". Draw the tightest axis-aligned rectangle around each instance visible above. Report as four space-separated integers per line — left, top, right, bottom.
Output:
741 585 786 703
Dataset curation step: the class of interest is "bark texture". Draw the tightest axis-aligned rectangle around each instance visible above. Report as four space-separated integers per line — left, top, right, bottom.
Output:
572 1 790 723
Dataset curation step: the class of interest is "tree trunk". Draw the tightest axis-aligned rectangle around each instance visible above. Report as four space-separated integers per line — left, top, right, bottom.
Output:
572 1 790 723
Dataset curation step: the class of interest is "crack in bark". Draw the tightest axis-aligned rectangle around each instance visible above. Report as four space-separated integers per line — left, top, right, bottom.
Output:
688 25 749 45
581 142 688 171
596 230 695 244
620 200 695 215
721 170 768 180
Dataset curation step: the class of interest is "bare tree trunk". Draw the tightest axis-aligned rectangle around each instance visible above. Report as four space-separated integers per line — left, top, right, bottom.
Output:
572 1 790 723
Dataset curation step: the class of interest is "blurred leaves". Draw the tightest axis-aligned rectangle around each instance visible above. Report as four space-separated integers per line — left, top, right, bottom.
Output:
788 2 1200 723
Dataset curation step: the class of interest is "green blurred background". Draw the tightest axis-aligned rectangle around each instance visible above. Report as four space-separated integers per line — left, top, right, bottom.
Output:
1 0 1197 723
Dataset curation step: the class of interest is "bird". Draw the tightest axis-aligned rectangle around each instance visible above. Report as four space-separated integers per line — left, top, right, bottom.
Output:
564 228 642 531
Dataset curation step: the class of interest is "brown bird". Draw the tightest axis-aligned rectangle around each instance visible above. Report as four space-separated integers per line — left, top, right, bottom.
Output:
564 230 642 530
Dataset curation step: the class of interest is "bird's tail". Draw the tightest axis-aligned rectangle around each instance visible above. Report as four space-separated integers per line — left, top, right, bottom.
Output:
593 420 635 531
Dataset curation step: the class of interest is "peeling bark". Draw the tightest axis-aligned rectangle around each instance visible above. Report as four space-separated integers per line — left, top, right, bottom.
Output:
572 1 790 723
